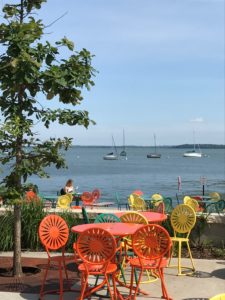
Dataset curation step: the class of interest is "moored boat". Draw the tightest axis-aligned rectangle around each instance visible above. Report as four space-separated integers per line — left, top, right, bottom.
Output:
183 150 202 158
147 153 161 158
183 131 202 158
120 129 127 157
103 152 118 160
147 134 161 158
103 135 119 160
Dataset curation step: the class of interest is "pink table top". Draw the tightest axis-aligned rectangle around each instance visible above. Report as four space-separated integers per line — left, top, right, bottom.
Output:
115 211 167 223
71 222 143 237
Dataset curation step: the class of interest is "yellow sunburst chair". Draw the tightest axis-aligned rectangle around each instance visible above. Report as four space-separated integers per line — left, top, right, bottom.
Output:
57 194 73 209
210 294 225 300
120 211 148 264
151 193 164 207
120 211 148 224
127 194 135 210
183 197 199 212
119 212 157 283
151 193 163 201
183 195 192 202
132 196 147 211
209 192 221 201
168 204 196 275
128 193 140 210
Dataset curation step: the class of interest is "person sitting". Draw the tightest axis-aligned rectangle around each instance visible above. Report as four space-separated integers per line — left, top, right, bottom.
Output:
63 179 74 194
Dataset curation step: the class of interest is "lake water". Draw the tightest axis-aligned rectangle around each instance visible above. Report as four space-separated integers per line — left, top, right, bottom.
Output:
26 146 225 203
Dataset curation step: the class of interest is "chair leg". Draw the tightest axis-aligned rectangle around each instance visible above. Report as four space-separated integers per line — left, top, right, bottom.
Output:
133 268 143 299
58 260 63 300
186 241 195 272
117 261 126 284
62 258 71 290
79 273 88 300
129 266 135 299
158 267 172 300
168 241 175 267
40 258 50 299
178 240 182 275
105 275 115 299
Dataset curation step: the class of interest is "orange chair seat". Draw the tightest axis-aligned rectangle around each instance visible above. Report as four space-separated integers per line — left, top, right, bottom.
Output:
129 257 168 269
78 263 117 273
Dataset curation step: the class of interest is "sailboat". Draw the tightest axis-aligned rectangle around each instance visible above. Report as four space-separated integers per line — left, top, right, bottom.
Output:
183 131 202 158
120 129 127 157
147 134 161 158
103 135 119 160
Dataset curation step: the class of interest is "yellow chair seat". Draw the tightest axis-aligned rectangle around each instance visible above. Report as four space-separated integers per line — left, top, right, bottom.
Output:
171 237 189 243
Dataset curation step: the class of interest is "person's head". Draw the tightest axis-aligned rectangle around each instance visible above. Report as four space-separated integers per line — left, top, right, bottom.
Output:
66 179 73 187
28 184 34 191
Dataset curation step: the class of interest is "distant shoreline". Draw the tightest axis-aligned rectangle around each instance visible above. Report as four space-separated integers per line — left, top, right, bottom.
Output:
72 144 225 149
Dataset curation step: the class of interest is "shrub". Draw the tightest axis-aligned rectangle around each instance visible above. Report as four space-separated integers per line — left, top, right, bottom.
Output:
21 201 47 251
0 208 14 251
58 210 83 252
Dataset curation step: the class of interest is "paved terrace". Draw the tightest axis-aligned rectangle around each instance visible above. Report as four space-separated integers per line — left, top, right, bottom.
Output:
0 252 224 300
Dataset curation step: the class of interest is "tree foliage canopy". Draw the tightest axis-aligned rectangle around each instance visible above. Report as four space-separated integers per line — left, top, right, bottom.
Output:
0 0 96 193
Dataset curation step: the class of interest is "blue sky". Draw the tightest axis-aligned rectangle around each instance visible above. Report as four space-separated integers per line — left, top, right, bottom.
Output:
3 0 225 146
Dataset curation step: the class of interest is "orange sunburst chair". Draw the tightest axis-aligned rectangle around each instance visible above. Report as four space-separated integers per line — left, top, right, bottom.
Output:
38 214 74 299
76 227 118 299
81 191 95 207
129 224 172 300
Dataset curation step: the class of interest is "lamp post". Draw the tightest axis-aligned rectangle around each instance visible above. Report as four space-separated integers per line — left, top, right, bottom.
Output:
200 176 207 196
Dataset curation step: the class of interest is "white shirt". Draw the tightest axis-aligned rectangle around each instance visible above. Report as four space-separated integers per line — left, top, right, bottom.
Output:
65 186 74 193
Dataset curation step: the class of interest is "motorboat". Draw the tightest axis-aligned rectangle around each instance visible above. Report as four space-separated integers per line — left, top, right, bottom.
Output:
147 134 161 158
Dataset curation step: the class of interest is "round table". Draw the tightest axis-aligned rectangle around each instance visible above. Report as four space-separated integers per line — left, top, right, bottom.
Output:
114 211 167 223
71 222 143 237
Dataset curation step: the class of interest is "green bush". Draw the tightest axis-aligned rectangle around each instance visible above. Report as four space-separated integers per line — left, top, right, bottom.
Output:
21 201 47 251
0 208 14 251
58 210 83 252
0 202 82 252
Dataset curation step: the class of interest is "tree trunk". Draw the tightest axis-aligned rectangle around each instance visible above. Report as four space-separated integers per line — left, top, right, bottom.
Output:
13 204 23 276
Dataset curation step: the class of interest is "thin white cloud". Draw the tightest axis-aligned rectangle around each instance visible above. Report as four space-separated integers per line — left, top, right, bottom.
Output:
190 117 205 123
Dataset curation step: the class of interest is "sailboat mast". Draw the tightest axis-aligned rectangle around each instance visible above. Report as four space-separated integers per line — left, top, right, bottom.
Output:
112 135 118 155
193 130 196 151
154 134 157 153
123 129 125 151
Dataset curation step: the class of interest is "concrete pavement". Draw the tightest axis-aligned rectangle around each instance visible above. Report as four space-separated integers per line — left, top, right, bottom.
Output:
0 252 224 299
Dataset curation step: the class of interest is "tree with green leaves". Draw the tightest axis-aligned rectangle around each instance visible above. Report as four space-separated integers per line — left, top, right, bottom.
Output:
0 0 96 276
